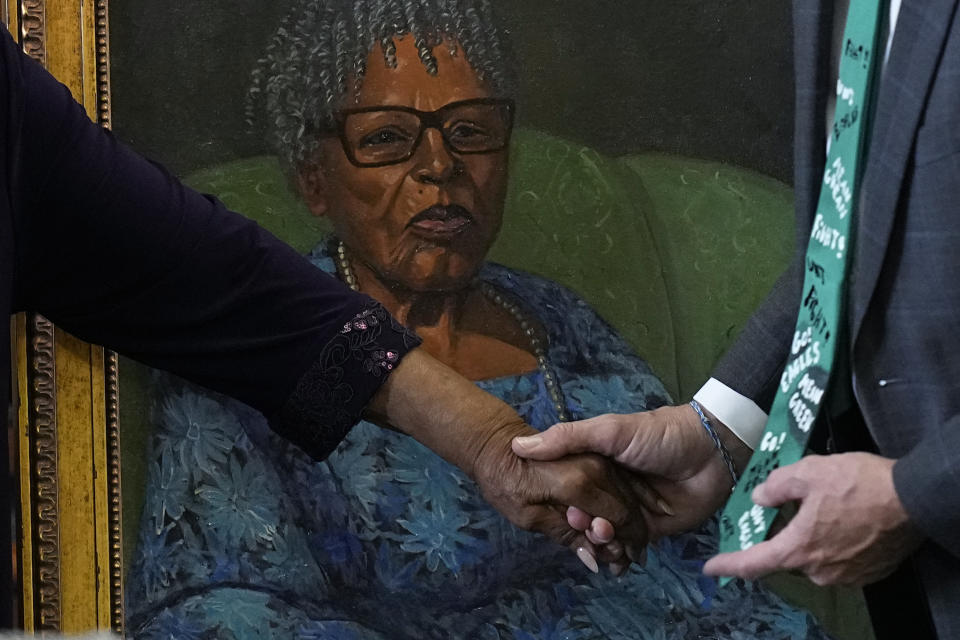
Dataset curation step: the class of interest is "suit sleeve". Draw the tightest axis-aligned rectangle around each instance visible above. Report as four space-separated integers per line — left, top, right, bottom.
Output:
5 31 420 460
893 418 960 558
710 251 803 412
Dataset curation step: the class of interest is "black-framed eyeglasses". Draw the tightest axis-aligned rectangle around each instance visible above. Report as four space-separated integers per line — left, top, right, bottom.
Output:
335 98 515 168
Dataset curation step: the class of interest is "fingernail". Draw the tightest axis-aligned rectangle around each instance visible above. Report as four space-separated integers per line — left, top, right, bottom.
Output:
514 435 542 448
577 547 599 574
656 498 675 517
588 523 613 544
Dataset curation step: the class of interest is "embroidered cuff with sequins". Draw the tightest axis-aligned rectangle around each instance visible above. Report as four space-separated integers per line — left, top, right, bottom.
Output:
271 302 421 459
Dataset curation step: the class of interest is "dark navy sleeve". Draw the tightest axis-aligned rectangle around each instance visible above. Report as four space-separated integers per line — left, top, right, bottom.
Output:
3 30 420 459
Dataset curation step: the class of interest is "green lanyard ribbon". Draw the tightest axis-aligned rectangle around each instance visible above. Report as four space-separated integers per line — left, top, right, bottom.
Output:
716 0 886 582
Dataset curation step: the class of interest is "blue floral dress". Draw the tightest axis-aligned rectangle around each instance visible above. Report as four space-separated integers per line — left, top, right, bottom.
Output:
126 241 831 640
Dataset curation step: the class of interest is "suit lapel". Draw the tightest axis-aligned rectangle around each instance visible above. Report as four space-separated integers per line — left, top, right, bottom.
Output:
792 0 834 233
851 0 960 343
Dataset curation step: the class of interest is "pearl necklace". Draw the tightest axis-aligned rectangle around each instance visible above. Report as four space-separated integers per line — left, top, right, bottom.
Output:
335 241 569 422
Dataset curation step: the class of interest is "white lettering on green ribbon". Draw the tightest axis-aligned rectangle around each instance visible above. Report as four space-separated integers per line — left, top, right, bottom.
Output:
716 0 887 580
812 214 848 259
836 78 856 107
779 341 821 391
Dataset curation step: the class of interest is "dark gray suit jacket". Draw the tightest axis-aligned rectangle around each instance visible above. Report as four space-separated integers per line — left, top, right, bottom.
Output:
713 0 960 636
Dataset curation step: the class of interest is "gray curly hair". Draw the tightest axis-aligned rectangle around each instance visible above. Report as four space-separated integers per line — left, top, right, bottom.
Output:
247 0 516 170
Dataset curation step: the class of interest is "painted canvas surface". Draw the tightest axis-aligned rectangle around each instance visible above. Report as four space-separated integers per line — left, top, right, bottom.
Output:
109 2 870 638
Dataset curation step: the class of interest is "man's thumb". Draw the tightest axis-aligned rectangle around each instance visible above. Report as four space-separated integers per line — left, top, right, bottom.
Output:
512 421 591 460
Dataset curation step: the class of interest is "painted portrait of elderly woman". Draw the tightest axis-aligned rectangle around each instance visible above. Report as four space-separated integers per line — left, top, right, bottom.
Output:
119 0 835 638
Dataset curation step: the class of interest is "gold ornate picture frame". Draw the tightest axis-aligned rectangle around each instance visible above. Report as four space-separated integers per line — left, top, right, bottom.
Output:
6 0 123 633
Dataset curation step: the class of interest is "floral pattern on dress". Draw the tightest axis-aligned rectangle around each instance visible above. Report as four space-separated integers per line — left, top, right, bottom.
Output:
126 239 832 640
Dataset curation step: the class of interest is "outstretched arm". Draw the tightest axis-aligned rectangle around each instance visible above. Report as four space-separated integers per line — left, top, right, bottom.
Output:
5 31 647 566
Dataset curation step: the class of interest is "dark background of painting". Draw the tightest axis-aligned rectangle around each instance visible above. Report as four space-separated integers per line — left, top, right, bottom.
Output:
111 0 795 182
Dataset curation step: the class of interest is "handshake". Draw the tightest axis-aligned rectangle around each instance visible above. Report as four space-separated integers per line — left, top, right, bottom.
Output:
470 404 751 576
381 351 917 588
480 402 918 589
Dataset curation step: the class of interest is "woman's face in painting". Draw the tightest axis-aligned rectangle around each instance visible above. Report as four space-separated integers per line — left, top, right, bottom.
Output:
300 37 509 292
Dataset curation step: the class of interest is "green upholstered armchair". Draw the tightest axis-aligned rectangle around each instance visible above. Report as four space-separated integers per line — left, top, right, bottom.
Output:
120 128 873 640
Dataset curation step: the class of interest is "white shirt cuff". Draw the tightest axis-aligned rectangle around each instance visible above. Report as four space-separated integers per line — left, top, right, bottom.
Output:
693 378 768 449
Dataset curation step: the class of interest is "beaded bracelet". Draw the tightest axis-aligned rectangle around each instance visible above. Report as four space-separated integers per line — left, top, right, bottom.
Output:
689 400 739 490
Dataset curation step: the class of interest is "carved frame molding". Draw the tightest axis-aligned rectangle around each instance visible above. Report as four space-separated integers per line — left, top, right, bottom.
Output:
15 0 123 633
25 316 59 630
19 0 44 65
106 350 123 632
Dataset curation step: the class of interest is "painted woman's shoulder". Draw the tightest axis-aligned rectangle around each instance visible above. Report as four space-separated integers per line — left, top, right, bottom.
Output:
479 262 592 320
479 262 629 358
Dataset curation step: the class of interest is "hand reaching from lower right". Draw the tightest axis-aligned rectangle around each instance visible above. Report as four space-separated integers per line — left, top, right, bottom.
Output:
512 405 753 541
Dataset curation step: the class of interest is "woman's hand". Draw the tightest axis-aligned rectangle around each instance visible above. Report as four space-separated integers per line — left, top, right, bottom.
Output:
366 348 650 571
471 417 652 569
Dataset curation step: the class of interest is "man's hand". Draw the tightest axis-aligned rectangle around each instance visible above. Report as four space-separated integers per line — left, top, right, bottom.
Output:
512 405 751 540
703 453 923 586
